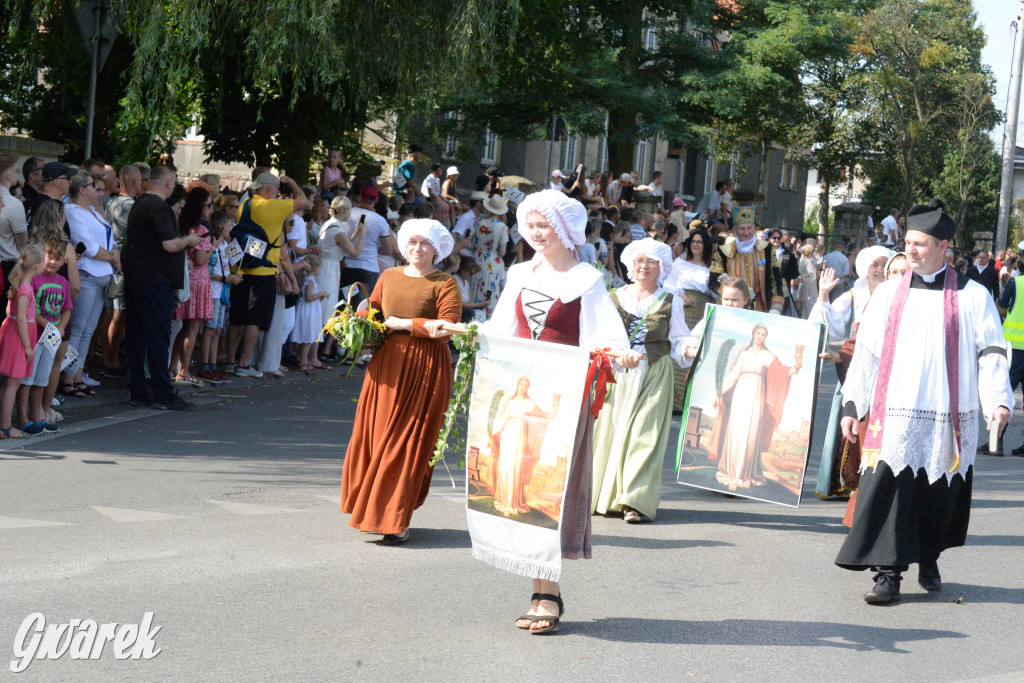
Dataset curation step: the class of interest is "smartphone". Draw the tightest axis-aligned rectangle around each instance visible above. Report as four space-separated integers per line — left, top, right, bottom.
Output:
359 215 366 224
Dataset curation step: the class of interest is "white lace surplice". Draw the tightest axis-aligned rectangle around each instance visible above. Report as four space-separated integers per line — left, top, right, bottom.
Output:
841 272 1014 483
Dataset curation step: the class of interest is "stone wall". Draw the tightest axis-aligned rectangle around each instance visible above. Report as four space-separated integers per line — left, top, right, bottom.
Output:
831 202 873 245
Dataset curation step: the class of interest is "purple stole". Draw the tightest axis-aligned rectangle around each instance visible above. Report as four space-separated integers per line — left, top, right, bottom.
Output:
861 266 962 473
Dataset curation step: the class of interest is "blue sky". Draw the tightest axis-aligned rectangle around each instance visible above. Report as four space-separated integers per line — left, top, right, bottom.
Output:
977 0 1021 143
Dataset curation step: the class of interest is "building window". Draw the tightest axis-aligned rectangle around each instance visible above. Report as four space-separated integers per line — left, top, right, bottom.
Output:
481 127 498 164
442 111 461 158
643 17 658 52
780 159 798 191
561 134 578 170
703 154 716 195
598 112 609 171
634 139 648 178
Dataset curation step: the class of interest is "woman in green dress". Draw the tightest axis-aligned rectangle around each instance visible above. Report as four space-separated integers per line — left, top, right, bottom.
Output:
592 238 697 522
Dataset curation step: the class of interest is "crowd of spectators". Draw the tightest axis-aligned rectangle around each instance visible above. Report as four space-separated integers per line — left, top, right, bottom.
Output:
0 146 1009 432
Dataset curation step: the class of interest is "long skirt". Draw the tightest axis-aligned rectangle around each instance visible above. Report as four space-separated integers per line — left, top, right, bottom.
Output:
340 333 450 534
591 356 674 520
674 289 708 412
816 385 853 499
562 394 595 560
835 462 972 571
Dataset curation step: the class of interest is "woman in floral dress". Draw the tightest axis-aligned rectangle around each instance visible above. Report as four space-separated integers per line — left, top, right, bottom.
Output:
469 194 510 318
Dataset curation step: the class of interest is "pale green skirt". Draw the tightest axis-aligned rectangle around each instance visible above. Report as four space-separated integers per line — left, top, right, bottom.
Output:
591 355 675 519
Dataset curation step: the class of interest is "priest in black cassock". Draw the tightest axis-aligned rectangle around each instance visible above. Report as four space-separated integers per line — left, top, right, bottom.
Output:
835 199 1014 604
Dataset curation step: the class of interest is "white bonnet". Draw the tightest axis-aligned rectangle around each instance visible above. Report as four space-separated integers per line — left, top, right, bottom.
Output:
515 189 588 252
396 219 455 262
855 245 894 280
620 238 673 285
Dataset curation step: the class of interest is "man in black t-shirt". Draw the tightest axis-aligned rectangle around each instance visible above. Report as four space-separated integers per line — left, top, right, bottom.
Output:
122 164 201 410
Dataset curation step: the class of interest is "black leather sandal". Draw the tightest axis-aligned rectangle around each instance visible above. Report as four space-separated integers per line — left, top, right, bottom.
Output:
515 593 541 629
529 593 564 635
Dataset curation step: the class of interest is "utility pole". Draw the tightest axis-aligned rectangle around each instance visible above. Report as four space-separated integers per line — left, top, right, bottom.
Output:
75 0 120 160
997 1 1024 252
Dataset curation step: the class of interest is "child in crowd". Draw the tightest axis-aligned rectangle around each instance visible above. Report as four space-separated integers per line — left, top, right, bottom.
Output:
0 244 45 439
449 254 488 324
319 148 344 196
293 254 329 372
683 277 751 361
199 211 240 383
17 229 73 434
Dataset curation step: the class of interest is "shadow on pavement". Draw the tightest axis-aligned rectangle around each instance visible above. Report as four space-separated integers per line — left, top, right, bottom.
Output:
657 507 849 535
591 535 733 550
574 618 966 652
965 534 1024 547
400 527 471 550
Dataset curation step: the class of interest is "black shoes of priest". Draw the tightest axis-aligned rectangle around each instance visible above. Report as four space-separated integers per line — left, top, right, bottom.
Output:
918 561 942 591
864 569 902 604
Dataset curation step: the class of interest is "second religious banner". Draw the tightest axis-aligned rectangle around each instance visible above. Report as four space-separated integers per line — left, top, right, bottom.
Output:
465 332 591 581
677 305 826 507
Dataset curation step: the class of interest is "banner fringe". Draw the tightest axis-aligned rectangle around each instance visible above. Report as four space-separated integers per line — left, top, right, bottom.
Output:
472 545 561 582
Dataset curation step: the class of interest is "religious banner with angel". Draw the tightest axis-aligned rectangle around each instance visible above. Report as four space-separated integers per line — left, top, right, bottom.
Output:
464 333 590 579
676 305 826 507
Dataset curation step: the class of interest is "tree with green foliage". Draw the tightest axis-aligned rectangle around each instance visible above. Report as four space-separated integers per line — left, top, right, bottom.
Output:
2 0 511 172
856 0 996 224
414 0 728 174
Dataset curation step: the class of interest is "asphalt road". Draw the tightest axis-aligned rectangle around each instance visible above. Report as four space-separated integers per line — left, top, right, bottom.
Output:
1 366 1022 681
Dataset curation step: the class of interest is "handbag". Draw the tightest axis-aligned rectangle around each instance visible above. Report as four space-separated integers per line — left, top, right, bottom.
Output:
105 272 125 299
175 257 191 303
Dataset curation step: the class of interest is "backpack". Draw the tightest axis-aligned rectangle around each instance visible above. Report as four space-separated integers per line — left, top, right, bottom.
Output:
230 199 282 270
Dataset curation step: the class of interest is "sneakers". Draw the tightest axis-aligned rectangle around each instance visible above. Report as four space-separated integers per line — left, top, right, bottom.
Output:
197 370 226 384
234 365 262 378
918 561 942 591
80 373 101 387
21 422 45 436
127 396 154 408
153 396 196 411
223 364 236 375
864 569 902 604
43 422 58 433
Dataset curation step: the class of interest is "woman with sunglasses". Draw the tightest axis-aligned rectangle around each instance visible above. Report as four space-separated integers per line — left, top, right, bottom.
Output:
61 170 119 397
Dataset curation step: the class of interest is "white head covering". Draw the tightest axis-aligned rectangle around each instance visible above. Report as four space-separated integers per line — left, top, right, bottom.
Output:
620 238 673 285
855 245 894 281
516 189 587 253
396 219 455 263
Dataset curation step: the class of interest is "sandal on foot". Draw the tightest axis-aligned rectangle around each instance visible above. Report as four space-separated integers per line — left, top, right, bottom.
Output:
59 383 87 398
529 593 564 635
74 383 96 396
1 426 28 439
516 593 541 629
381 529 410 545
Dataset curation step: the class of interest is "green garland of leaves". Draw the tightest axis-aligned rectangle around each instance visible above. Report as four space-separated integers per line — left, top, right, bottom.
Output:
430 324 479 467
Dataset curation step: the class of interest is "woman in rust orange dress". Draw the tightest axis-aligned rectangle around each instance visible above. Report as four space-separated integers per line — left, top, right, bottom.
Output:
341 219 460 545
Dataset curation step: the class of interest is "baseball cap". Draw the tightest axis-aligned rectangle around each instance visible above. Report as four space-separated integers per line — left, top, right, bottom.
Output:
41 162 73 182
359 184 379 201
551 169 564 178
250 172 280 190
486 166 503 177
672 197 684 207
619 173 632 182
